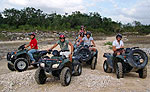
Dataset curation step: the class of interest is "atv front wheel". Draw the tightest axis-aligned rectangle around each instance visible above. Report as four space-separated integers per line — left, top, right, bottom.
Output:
139 67 147 79
14 58 28 72
7 63 15 71
74 63 82 76
91 57 97 70
35 67 47 84
60 67 71 86
116 62 124 79
103 60 112 73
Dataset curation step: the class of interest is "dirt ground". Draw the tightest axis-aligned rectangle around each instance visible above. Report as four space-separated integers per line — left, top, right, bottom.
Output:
0 37 150 92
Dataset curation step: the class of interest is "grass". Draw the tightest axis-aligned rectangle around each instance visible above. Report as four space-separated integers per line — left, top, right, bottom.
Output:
104 41 113 50
104 41 112 46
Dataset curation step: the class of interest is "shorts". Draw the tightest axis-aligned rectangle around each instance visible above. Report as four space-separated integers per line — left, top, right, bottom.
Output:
60 51 71 58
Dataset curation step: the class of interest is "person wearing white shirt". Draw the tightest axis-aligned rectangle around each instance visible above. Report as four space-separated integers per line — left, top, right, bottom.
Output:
78 32 96 52
112 34 124 56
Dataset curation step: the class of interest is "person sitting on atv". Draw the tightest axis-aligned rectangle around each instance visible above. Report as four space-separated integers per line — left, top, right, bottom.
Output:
25 32 38 64
76 32 84 46
47 34 74 62
112 34 124 56
78 31 96 52
78 26 86 35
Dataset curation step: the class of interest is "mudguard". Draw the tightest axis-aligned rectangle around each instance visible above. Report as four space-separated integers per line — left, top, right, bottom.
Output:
103 53 114 68
127 49 148 69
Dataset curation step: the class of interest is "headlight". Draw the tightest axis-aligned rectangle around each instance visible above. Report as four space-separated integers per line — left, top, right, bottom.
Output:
52 64 59 68
40 63 45 67
11 55 14 58
140 59 144 63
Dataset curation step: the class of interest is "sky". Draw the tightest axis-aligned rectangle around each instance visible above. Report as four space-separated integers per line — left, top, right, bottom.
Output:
0 0 150 24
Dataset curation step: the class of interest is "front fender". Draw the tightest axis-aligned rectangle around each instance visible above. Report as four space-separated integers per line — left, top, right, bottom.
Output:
115 55 125 61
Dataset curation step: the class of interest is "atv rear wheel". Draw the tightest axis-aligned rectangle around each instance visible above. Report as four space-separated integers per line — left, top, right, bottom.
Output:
14 58 28 72
116 62 124 79
103 60 112 73
139 67 147 78
60 67 71 86
91 57 97 70
7 63 15 71
74 63 82 76
35 67 47 84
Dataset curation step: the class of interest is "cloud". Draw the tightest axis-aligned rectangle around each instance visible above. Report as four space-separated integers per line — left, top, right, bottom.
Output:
108 0 150 24
0 0 86 14
0 0 150 24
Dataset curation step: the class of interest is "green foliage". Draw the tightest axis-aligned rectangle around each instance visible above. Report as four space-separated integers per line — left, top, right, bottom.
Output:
104 41 112 46
0 7 149 34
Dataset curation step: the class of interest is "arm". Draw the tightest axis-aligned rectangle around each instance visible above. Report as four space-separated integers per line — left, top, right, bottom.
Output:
50 43 58 50
69 42 74 54
78 37 84 46
75 37 80 43
25 44 30 48
112 46 117 51
91 40 96 47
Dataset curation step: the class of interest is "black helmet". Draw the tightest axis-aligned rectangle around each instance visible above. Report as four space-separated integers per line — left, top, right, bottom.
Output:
116 34 122 39
52 50 59 56
86 31 91 36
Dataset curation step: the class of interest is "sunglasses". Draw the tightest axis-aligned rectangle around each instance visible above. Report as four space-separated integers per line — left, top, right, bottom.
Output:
60 38 65 39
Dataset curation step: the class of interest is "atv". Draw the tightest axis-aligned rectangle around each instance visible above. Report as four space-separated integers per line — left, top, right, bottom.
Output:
34 50 82 86
7 44 50 72
73 45 98 70
103 47 148 79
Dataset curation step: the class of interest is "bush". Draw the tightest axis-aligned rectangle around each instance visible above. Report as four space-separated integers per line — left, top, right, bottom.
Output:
104 41 112 46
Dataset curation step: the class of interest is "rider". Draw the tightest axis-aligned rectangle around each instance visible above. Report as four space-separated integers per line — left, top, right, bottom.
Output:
25 32 38 64
76 32 84 46
112 34 124 56
78 25 86 35
47 34 74 62
78 31 96 52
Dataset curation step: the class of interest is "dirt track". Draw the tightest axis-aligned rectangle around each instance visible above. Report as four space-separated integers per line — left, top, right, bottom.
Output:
0 37 150 92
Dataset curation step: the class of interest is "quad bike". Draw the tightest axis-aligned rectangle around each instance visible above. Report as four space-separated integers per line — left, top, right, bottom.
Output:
34 50 82 86
7 44 50 72
73 45 98 70
103 47 148 79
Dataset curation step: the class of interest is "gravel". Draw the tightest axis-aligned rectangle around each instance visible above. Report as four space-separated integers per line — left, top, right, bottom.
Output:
0 68 121 92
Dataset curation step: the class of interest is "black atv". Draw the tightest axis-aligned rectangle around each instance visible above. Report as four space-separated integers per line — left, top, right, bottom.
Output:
7 44 50 72
73 45 98 70
34 50 82 86
103 47 148 79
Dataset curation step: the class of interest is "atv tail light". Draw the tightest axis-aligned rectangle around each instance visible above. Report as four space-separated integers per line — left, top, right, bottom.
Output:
14 52 17 54
124 56 126 58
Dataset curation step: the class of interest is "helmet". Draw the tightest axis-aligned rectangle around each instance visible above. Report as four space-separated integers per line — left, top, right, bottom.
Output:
86 31 91 36
52 50 59 56
59 34 65 39
116 34 122 39
28 32 35 37
80 32 84 37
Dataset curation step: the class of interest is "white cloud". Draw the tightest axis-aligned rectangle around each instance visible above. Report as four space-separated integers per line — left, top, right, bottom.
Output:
8 0 27 6
0 0 86 14
109 0 150 24
0 0 150 24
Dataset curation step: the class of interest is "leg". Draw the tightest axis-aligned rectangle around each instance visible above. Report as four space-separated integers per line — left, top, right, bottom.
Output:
28 49 37 62
69 54 72 62
89 47 97 52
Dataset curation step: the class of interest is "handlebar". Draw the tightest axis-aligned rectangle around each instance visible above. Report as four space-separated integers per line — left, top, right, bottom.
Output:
131 47 139 49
